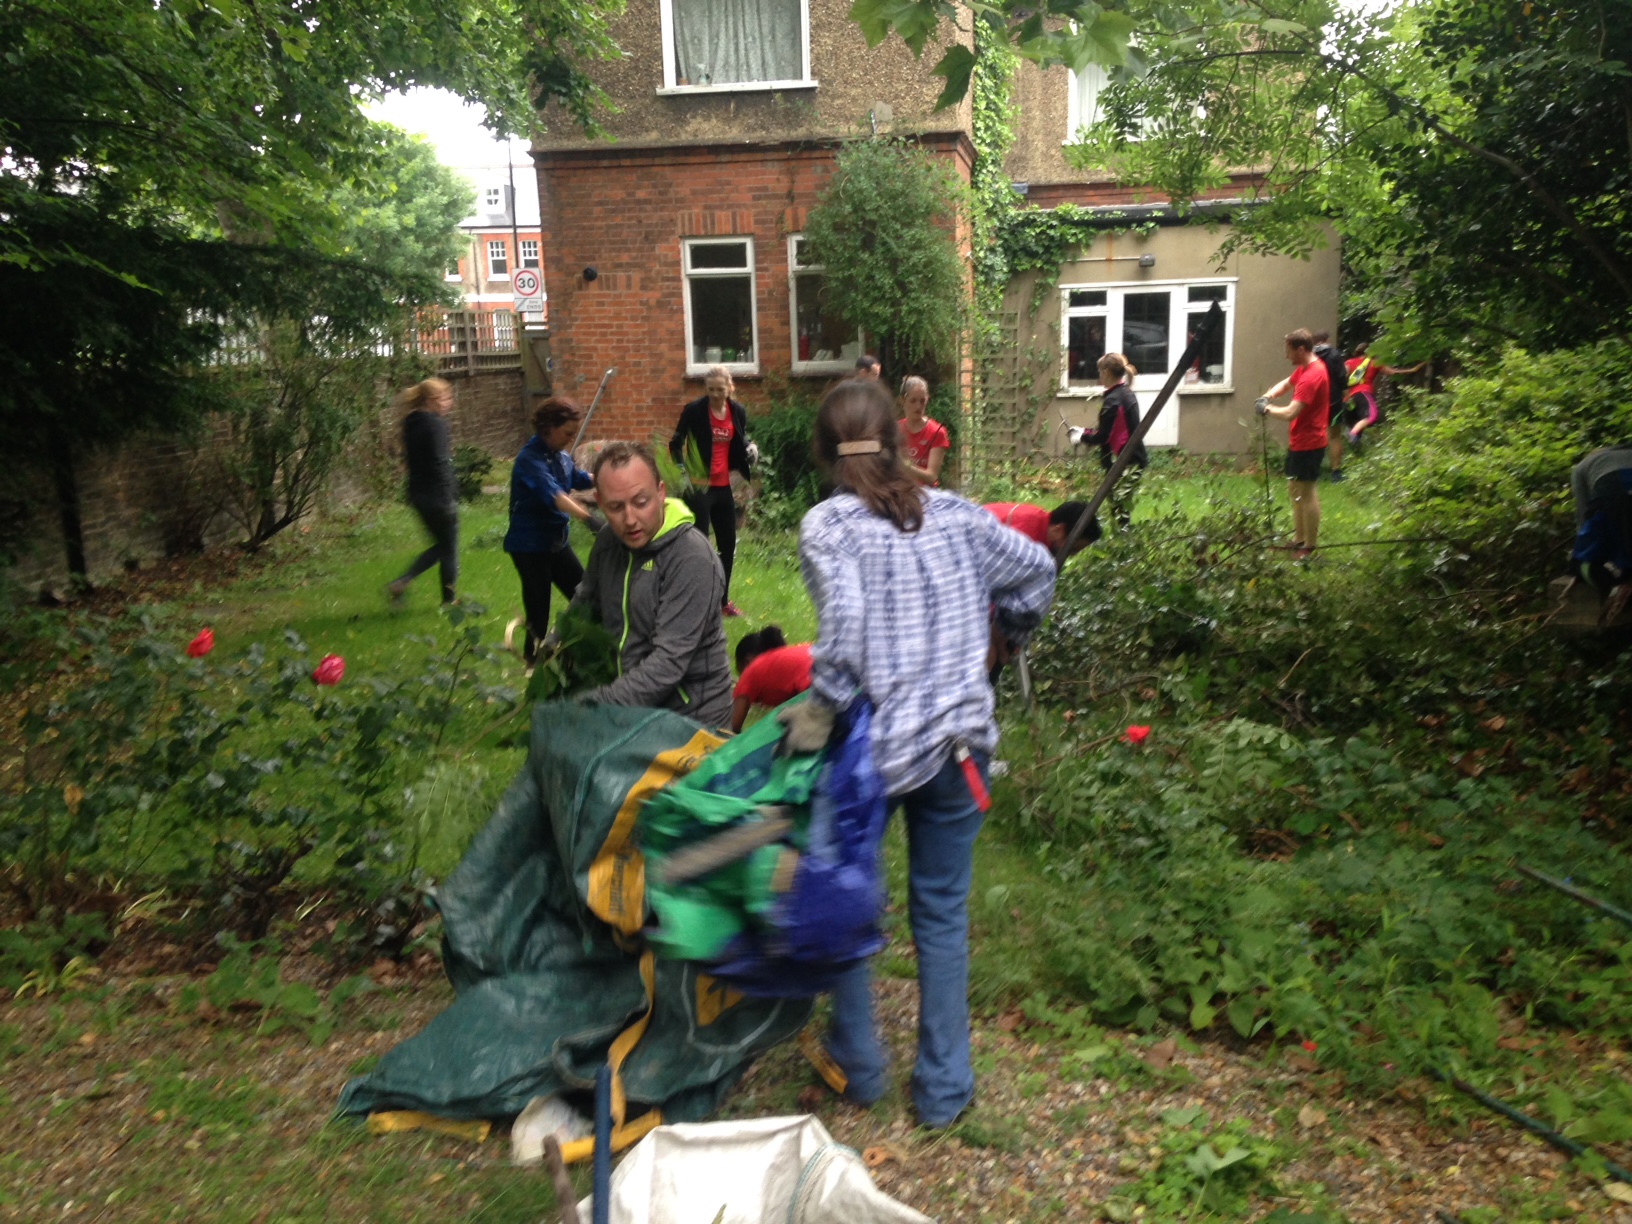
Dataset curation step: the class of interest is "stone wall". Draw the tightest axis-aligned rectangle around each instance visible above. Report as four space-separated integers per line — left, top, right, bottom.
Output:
2 367 530 593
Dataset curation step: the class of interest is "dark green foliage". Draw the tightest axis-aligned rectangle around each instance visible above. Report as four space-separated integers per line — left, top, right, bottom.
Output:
800 138 969 378
524 604 620 702
453 446 497 502
748 394 823 531
1379 339 1632 584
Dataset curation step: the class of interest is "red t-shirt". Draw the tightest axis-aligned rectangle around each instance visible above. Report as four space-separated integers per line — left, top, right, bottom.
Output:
899 418 949 482
983 502 1051 548
1288 359 1331 450
708 408 734 488
733 644 813 709
1345 355 1377 400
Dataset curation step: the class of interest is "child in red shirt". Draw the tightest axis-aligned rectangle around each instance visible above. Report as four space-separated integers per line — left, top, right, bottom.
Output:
731 625 813 732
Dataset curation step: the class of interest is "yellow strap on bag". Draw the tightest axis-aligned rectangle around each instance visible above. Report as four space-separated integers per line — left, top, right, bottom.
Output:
366 1111 491 1143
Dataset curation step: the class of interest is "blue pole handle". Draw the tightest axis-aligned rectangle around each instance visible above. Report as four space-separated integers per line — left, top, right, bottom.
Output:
592 1065 612 1224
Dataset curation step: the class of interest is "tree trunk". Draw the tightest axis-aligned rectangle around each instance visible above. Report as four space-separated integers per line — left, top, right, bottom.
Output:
48 431 87 582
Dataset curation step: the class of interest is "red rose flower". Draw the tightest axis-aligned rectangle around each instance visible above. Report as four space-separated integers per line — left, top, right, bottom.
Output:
186 628 214 658
1301 1040 1318 1052
312 654 345 686
1122 725 1151 746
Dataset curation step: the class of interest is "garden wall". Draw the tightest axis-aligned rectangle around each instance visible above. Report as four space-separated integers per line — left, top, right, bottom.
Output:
1 368 528 594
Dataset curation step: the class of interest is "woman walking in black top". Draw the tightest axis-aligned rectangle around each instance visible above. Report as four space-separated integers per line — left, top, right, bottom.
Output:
388 377 460 605
670 364 753 617
1080 353 1148 530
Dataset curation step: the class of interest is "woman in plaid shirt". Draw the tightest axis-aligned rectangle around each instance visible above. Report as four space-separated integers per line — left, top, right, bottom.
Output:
780 379 1057 1128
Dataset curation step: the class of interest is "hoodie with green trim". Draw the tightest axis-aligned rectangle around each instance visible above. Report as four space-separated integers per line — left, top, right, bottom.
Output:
566 497 732 728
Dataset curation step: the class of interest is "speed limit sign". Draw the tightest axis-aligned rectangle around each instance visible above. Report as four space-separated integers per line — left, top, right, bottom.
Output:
512 268 541 298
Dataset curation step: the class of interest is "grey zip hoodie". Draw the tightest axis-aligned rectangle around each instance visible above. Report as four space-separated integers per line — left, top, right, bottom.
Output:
567 498 732 729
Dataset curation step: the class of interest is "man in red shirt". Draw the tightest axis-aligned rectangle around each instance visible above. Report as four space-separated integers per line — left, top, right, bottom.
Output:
982 501 1100 563
1258 328 1330 559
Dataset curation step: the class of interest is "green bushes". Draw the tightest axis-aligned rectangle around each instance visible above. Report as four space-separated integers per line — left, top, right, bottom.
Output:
2 607 517 953
452 445 496 501
747 392 822 532
1377 338 1632 583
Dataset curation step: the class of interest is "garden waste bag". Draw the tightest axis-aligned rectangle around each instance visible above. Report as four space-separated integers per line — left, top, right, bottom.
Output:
639 697 889 997
336 703 813 1138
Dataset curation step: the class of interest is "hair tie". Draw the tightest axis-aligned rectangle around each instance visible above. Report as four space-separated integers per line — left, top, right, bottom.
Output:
836 440 882 456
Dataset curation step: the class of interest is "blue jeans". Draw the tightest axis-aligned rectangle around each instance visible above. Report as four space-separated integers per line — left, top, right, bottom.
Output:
827 750 986 1127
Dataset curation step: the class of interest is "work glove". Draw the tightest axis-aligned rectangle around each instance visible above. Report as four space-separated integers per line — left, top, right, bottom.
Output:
585 512 607 536
745 440 760 466
1254 397 1270 417
776 699 836 755
540 631 560 654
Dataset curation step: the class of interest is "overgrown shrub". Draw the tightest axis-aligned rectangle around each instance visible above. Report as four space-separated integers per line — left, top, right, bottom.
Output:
1376 338 1632 585
747 392 822 531
452 445 496 501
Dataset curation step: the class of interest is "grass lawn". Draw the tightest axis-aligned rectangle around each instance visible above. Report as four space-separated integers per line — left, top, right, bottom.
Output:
2 466 1616 1222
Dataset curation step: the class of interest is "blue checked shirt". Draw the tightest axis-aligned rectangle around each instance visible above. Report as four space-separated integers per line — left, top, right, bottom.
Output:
799 488 1058 797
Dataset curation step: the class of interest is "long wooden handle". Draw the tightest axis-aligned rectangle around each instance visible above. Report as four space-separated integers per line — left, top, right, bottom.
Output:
542 1137 581 1224
655 809 793 885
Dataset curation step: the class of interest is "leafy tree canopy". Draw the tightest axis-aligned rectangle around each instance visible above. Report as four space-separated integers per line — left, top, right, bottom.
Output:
801 138 969 377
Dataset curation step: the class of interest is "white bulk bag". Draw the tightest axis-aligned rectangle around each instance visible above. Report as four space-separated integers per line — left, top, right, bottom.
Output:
577 1114 933 1224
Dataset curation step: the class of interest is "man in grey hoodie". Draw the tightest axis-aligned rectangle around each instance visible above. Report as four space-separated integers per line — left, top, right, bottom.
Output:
564 442 733 728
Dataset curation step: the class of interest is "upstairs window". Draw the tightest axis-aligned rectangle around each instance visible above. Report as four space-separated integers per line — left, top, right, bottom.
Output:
660 0 812 92
484 186 502 209
487 239 509 280
519 239 540 269
682 238 758 375
1067 58 1155 141
788 235 863 375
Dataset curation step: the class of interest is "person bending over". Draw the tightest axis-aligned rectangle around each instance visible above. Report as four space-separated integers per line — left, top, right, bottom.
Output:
983 500 1101 564
504 395 599 665
1258 329 1331 560
563 442 733 728
1342 342 1424 449
730 625 812 732
671 365 754 617
781 378 1057 1129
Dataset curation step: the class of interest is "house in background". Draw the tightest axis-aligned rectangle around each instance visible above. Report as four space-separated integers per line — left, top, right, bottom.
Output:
1001 59 1339 454
448 168 546 328
529 0 972 441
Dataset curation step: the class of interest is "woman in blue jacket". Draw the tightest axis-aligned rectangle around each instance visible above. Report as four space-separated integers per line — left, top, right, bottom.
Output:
505 397 597 664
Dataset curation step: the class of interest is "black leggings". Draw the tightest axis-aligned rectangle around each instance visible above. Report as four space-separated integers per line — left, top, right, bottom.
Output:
398 500 459 603
510 548 585 661
693 485 736 599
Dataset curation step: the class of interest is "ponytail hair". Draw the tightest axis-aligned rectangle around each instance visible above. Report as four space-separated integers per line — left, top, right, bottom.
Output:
734 624 788 674
398 376 451 414
814 379 924 532
1098 353 1136 381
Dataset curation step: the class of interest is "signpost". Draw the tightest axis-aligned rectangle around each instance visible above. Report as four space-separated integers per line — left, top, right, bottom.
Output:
512 267 543 316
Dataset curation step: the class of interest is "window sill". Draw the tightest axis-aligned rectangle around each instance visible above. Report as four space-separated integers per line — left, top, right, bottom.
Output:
792 361 853 377
1178 384 1233 395
490 273 511 282
1055 383 1234 397
658 79 818 96
686 361 760 378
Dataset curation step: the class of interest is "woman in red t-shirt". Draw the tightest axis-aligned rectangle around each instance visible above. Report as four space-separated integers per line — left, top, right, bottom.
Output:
670 365 754 616
897 376 949 486
731 625 812 732
1343 341 1424 447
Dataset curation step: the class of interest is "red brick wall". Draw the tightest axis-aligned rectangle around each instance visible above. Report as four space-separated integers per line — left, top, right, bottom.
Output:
535 134 974 441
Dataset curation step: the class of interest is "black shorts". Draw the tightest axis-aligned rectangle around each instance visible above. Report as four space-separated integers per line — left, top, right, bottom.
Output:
1338 403 1364 428
1284 447 1324 482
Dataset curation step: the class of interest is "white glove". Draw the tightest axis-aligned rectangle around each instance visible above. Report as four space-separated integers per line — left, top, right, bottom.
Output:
745 440 760 465
776 700 835 754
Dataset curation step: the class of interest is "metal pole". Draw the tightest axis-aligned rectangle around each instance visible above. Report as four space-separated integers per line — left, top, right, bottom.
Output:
1430 1067 1632 1184
1514 862 1632 929
571 368 616 454
592 1065 612 1224
1055 301 1225 564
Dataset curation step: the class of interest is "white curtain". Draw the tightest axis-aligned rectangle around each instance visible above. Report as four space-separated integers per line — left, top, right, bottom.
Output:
673 0 801 86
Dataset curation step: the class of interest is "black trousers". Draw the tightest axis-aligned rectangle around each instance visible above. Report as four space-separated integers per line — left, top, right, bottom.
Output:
511 547 585 661
692 484 736 599
398 500 459 602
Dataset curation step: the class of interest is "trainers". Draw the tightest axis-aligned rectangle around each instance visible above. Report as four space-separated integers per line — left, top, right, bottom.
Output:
1327 469 1346 482
721 600 743 618
385 579 408 606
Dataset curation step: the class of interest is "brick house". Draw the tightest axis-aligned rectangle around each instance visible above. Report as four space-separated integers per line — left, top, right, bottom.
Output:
449 176 546 328
531 0 972 442
531 3 1338 454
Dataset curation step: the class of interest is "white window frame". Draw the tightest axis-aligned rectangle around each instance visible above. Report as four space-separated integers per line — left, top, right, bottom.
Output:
519 238 540 269
1058 277 1236 397
787 234 863 376
487 239 509 280
656 0 815 94
484 186 503 209
681 236 759 377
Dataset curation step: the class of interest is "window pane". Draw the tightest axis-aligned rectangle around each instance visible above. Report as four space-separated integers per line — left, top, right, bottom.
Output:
1066 315 1106 386
795 273 858 364
1069 289 1107 308
673 0 801 85
791 237 811 270
1188 285 1227 303
1185 310 1227 383
520 240 539 268
690 274 755 364
1121 291 1170 374
689 241 750 271
488 241 508 275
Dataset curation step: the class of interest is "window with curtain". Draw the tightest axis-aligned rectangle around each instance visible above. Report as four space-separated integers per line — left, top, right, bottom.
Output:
683 238 758 373
789 236 862 374
671 0 803 87
1059 280 1236 393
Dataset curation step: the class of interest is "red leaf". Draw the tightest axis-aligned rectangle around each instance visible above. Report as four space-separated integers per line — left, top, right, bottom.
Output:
1122 725 1151 746
186 628 214 658
312 654 345 686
